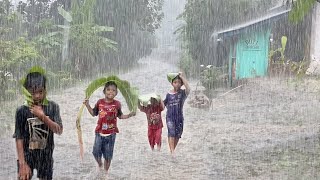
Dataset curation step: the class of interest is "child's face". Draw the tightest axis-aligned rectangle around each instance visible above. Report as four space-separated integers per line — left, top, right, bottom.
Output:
104 85 117 99
172 78 182 90
29 87 46 105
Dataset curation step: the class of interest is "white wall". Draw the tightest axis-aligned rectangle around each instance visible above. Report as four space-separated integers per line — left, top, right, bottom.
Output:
306 3 320 75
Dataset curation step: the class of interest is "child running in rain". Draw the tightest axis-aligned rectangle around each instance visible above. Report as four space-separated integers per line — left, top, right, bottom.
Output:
13 72 63 180
164 72 190 155
84 81 136 174
138 94 165 151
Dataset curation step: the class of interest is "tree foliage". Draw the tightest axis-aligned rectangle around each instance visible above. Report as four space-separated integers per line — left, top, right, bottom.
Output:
178 0 276 67
0 0 164 99
289 0 319 23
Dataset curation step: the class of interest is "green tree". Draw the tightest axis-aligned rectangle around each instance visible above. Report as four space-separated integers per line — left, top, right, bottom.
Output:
17 0 164 78
289 0 320 23
94 0 164 67
0 1 41 99
178 0 275 66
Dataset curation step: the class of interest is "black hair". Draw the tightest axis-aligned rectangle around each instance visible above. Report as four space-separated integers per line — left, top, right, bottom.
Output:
103 81 117 93
172 75 183 85
23 72 46 90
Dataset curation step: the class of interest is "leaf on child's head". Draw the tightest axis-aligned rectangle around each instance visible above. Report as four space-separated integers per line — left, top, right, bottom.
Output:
138 93 161 107
85 77 108 98
167 72 179 83
28 66 46 75
20 66 46 85
77 75 139 158
20 66 46 107
84 75 139 112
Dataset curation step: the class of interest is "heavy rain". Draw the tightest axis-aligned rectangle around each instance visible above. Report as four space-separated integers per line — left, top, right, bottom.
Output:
1 0 320 179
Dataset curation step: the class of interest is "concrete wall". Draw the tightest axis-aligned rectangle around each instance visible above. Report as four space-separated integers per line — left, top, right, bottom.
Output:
307 3 320 75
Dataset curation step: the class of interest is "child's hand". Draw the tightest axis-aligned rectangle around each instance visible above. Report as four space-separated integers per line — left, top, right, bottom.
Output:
83 99 89 106
18 162 31 180
30 105 45 119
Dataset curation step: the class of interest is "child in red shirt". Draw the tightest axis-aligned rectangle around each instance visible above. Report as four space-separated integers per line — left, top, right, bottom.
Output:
84 81 136 174
138 95 164 151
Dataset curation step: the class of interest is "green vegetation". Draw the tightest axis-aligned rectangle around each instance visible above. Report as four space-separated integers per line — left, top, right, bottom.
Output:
0 0 164 100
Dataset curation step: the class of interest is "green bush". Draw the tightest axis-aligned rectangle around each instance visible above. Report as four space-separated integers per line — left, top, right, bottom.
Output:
200 66 228 90
4 89 16 101
47 71 76 89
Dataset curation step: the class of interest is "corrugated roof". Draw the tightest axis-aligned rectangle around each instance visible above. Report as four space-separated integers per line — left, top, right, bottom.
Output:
211 6 291 39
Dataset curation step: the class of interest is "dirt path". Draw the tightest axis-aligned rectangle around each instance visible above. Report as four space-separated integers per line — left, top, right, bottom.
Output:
1 56 320 179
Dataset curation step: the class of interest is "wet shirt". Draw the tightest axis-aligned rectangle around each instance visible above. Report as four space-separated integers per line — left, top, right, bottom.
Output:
93 99 123 135
163 89 187 121
140 104 164 129
13 101 63 152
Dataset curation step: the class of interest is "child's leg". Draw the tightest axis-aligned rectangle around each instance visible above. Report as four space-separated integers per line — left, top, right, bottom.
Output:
173 138 179 149
167 120 176 154
104 159 111 172
101 134 116 173
172 120 183 151
95 158 103 168
155 128 162 151
148 127 155 150
92 133 103 167
168 137 175 154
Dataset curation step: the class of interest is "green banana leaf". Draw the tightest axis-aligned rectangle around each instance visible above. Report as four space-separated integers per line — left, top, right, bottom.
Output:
167 72 179 83
22 86 33 107
138 93 161 107
76 75 138 160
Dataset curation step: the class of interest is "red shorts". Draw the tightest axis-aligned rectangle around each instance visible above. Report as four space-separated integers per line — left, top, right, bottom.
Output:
148 127 162 148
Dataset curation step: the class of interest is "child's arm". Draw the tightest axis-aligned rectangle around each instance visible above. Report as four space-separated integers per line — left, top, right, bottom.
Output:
84 99 96 117
179 72 191 95
30 105 63 135
119 111 136 119
138 102 144 112
16 139 32 179
160 97 165 110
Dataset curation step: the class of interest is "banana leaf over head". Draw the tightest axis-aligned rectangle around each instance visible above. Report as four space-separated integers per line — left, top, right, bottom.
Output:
76 75 139 159
138 93 161 107
167 72 179 83
20 66 48 107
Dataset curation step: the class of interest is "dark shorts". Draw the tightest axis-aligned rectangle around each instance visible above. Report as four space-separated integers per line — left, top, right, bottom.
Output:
166 118 183 138
92 133 116 161
17 149 53 179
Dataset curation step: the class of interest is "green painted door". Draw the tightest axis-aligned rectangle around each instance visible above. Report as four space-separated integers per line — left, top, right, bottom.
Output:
236 30 270 79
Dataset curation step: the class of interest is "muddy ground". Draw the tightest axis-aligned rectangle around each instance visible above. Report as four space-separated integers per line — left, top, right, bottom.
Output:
1 55 320 179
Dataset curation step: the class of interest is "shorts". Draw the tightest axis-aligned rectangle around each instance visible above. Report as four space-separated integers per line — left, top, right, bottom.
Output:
92 133 116 161
17 149 53 179
148 127 162 148
166 118 183 138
